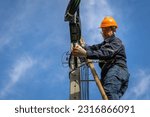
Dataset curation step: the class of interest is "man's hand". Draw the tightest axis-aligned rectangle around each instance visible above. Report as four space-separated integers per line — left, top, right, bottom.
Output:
72 44 87 57
79 37 86 47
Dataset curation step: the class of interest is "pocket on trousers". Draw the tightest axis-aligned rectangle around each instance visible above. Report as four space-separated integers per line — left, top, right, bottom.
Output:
115 67 129 82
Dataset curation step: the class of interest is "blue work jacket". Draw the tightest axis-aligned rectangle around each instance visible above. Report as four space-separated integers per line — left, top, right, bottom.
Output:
85 35 127 78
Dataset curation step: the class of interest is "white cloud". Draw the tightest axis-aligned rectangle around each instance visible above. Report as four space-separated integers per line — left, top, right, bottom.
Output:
124 69 150 99
0 1 41 50
132 70 150 98
81 0 114 44
9 56 35 83
0 56 36 97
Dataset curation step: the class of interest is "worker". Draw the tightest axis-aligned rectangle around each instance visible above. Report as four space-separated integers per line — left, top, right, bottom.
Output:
72 16 130 100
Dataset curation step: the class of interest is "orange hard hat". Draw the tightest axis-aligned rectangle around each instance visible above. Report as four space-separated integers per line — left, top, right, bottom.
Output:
100 16 118 28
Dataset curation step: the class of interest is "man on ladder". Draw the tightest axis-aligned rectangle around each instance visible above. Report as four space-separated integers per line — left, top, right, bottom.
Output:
72 16 130 100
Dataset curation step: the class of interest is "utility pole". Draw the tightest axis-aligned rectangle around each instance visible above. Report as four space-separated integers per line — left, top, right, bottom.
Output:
64 0 81 100
64 0 108 100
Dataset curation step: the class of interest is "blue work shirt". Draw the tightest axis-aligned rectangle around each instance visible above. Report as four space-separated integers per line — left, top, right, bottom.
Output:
85 35 127 78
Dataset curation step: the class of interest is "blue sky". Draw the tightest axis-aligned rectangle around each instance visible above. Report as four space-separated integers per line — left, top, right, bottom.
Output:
0 0 150 100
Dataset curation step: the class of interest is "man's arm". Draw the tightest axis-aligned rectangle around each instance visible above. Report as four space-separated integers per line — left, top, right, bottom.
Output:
86 39 122 60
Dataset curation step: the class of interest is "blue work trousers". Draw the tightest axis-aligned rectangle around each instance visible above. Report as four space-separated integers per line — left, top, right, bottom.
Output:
101 65 130 100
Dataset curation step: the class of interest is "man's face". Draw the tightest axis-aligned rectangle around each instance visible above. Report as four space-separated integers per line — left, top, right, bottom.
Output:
101 27 113 39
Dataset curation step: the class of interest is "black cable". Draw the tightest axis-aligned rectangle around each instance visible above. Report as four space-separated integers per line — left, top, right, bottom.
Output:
61 51 70 68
